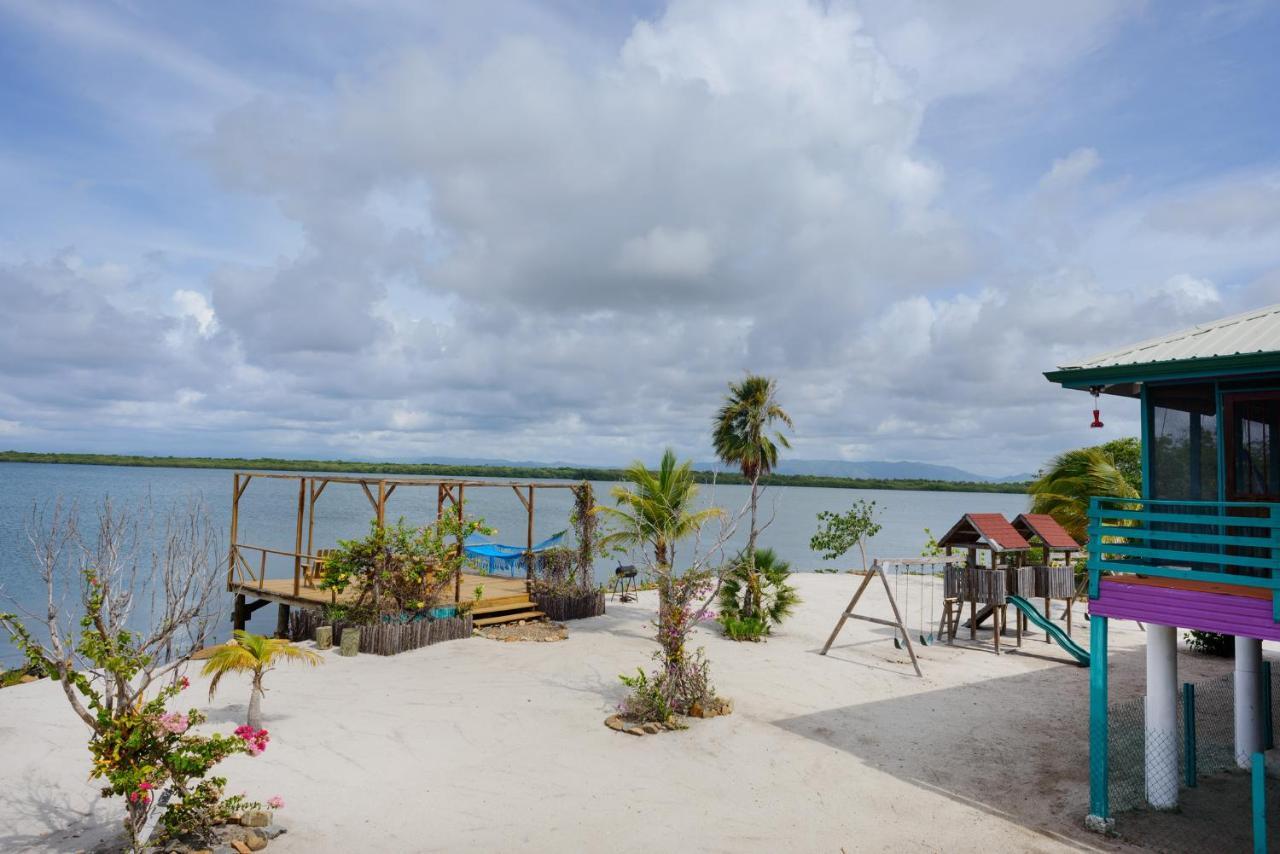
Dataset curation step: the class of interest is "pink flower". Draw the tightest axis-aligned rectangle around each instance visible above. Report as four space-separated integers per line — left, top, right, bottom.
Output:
179 676 190 690
157 712 189 734
267 795 285 810
234 725 270 755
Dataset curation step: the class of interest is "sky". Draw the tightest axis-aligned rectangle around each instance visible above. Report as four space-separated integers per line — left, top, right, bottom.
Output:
0 0 1278 477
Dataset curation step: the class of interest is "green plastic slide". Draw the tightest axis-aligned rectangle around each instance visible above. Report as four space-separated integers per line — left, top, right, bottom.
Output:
1006 595 1090 667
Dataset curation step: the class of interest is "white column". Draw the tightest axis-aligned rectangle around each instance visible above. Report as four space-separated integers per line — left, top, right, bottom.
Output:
1235 636 1262 769
1145 624 1179 809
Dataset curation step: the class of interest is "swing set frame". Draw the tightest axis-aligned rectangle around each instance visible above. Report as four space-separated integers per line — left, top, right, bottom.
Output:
820 556 964 677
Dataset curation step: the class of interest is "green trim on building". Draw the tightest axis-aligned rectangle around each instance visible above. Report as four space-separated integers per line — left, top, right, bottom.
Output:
1044 351 1280 389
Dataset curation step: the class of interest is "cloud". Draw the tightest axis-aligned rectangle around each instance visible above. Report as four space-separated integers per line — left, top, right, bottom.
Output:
1039 147 1102 193
1 0 1277 477
1145 174 1280 238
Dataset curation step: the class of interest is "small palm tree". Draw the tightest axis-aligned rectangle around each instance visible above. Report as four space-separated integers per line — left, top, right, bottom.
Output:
718 547 799 639
202 630 322 729
712 374 793 617
1029 446 1139 543
597 449 723 568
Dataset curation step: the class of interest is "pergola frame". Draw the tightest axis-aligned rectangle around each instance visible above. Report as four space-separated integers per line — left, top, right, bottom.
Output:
227 472 587 608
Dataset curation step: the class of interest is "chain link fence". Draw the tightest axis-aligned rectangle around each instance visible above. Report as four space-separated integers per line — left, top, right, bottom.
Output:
1106 667 1277 852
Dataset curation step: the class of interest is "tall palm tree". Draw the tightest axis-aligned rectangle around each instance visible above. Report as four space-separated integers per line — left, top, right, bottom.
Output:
712 374 793 617
202 630 322 729
597 449 723 568
1029 446 1139 544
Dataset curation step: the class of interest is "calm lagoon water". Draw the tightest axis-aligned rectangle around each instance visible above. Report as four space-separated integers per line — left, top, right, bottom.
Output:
0 462 1028 665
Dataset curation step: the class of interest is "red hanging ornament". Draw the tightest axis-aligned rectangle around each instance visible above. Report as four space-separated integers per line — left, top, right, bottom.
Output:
1089 386 1104 429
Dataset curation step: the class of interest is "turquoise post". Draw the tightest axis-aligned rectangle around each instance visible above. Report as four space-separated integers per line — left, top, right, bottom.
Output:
1252 752 1267 854
1089 615 1109 824
1264 661 1274 750
1183 682 1197 788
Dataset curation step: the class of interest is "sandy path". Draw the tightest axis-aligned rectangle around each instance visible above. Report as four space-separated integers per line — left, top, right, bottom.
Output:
0 574 1248 853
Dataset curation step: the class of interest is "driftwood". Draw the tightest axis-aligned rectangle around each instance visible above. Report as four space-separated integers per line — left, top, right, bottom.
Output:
531 590 606 621
289 609 472 656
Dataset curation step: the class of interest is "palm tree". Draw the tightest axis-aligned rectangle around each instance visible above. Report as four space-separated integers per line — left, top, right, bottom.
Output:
718 547 800 639
712 374 793 617
202 630 322 729
1029 446 1139 543
597 449 723 568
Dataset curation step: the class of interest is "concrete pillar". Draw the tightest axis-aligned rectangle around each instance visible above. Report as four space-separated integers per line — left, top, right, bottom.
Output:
1235 636 1263 769
1145 624 1178 809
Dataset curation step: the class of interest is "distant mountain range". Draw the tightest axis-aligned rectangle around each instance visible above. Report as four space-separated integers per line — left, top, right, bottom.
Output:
418 456 1033 484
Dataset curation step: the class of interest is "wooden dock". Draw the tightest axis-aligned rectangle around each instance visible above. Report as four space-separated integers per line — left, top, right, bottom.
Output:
230 572 545 632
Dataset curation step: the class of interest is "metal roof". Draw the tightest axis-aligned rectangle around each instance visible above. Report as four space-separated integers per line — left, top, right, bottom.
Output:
1059 303 1280 371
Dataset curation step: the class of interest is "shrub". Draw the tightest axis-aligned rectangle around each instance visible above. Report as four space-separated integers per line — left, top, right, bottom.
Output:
718 548 799 639
1185 630 1233 656
319 513 494 615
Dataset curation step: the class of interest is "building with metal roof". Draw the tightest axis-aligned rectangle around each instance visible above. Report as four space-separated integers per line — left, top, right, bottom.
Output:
1044 301 1280 393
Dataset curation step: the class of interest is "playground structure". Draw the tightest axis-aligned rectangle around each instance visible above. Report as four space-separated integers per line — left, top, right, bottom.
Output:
1045 302 1280 843
1011 513 1083 639
933 512 1088 661
820 557 963 677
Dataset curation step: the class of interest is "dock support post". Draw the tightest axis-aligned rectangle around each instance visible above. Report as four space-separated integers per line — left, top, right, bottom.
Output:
275 603 291 639
233 594 247 632
1087 615 1112 831
1236 637 1263 768
1145 624 1178 809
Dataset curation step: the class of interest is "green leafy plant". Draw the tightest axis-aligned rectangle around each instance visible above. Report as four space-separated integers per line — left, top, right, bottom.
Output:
1029 441 1139 543
0 498 255 850
713 374 793 619
811 499 883 571
718 548 799 640
202 630 322 729
319 512 494 615
1185 629 1233 657
597 449 723 568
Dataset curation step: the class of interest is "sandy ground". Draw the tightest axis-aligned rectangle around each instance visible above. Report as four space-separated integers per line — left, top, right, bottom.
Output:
0 573 1261 853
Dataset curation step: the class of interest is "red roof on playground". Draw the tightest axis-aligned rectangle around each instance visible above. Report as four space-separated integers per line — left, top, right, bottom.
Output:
937 513 1031 552
967 513 1030 551
1013 513 1080 550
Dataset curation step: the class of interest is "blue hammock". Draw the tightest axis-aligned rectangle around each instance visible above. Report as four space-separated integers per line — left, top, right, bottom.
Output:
463 530 566 576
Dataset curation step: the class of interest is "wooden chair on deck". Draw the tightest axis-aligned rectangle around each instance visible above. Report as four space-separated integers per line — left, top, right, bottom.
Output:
303 548 334 589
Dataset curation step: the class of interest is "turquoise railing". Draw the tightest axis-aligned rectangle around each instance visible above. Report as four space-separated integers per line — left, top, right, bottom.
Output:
1087 496 1280 622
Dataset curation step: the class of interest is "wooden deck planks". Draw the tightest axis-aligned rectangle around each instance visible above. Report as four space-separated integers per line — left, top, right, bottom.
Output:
230 572 529 611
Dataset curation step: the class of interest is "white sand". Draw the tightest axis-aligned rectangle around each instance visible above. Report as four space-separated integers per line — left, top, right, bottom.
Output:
0 574 1248 853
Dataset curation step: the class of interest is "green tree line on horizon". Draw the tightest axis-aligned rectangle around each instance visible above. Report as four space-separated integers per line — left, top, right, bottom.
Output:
0 450 1031 494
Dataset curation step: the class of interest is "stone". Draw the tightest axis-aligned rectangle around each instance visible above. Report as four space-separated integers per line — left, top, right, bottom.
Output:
259 826 287 840
624 726 646 736
642 722 662 734
338 627 360 657
239 811 271 828
313 625 333 650
604 715 626 732
243 831 268 852
688 702 706 718
230 842 252 854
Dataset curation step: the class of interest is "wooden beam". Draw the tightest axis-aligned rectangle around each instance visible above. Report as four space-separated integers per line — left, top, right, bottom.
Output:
377 480 387 526
275 603 291 639
512 484 531 512
228 473 241 591
360 482 379 513
455 484 465 604
293 477 306 597
526 485 535 593
235 474 253 502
